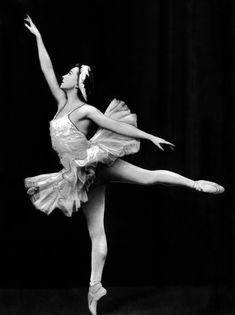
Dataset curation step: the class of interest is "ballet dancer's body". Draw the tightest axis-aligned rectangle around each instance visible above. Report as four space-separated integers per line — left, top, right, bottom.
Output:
24 16 224 315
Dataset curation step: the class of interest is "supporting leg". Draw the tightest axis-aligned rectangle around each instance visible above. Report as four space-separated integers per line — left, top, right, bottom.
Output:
82 184 107 315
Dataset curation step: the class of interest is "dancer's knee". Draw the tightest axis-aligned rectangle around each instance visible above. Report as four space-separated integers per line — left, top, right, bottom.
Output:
143 170 176 186
89 229 107 255
141 170 160 186
89 226 105 239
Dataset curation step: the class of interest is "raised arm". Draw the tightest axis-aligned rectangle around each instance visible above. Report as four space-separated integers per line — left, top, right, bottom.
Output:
24 15 66 105
85 106 175 151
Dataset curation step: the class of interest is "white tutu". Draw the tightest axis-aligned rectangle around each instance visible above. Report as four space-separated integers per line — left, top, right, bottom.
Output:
24 99 140 217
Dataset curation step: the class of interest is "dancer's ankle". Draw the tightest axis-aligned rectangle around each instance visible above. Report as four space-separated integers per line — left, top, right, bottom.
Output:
89 280 101 287
192 180 197 190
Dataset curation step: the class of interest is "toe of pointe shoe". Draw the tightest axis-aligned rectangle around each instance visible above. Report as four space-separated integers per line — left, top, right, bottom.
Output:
217 185 225 194
88 294 98 315
194 180 225 194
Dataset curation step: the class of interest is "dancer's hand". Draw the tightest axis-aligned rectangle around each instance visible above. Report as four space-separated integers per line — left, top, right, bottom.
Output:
24 15 41 38
150 136 175 151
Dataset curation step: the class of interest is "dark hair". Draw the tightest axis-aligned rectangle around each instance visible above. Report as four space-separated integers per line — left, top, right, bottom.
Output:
75 63 94 102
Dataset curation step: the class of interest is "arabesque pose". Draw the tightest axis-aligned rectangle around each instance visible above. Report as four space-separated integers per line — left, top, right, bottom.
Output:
24 15 224 315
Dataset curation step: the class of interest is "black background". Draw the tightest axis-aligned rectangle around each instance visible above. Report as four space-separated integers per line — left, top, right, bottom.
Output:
0 0 233 290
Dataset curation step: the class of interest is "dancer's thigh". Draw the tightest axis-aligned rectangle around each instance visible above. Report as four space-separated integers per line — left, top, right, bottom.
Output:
96 158 152 185
82 184 106 232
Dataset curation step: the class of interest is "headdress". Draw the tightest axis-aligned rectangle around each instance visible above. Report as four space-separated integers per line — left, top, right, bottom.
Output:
78 65 91 101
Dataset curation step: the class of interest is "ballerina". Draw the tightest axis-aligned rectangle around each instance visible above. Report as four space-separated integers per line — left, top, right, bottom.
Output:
24 15 224 315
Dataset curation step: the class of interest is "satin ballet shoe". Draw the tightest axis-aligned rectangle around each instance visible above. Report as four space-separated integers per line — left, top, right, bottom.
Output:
193 180 225 194
88 283 107 315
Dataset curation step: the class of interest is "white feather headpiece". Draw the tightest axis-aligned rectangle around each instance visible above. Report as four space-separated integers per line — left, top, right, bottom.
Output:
79 65 91 101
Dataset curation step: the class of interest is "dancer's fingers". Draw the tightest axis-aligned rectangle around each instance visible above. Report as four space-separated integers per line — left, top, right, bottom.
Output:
165 141 175 147
25 14 33 25
24 16 30 23
27 14 32 21
24 23 31 30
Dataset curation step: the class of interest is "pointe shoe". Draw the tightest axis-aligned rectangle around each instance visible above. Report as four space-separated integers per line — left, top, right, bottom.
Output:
88 283 107 315
193 180 225 194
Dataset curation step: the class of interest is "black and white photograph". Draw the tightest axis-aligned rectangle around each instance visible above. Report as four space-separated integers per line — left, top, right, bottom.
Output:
0 0 233 314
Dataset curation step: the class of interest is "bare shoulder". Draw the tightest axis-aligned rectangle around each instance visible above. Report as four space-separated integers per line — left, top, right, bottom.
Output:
81 104 102 116
82 104 99 111
67 104 100 122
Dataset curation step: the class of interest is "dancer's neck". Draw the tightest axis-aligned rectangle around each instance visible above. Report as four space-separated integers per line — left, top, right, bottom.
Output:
65 89 84 108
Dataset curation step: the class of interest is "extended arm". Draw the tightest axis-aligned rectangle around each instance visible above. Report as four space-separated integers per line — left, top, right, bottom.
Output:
24 15 66 104
85 106 174 151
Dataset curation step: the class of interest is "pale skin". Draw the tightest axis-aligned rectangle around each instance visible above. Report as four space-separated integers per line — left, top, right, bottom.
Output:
25 15 224 315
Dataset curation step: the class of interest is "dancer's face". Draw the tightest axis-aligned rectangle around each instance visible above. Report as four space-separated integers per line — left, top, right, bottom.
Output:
60 67 79 90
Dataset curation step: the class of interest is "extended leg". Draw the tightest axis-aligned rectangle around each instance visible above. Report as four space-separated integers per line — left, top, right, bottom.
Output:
96 159 224 193
82 184 107 315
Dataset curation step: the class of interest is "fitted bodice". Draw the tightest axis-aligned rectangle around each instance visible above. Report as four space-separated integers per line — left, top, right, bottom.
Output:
49 114 91 161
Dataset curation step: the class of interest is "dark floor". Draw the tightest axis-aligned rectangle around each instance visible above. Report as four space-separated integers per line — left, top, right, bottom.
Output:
0 285 234 315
